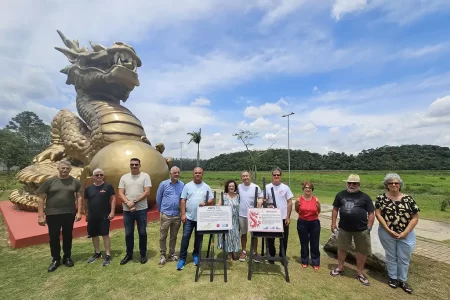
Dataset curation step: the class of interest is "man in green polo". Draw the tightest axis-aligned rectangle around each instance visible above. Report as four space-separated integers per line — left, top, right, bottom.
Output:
37 160 83 272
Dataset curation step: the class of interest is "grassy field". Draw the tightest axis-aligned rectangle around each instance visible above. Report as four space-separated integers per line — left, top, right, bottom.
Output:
2 170 450 222
189 170 450 223
1 214 449 300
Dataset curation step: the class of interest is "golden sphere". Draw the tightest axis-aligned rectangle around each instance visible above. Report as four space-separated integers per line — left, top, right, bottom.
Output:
87 140 169 212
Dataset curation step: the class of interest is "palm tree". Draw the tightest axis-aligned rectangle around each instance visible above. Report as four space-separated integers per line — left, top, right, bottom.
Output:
187 128 202 166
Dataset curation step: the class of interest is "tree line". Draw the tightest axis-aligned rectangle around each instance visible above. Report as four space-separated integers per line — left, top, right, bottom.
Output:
180 145 450 171
3 112 450 173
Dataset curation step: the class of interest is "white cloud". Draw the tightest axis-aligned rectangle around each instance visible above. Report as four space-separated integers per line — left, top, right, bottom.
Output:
244 102 285 118
250 117 273 129
332 0 367 21
427 96 450 117
329 127 340 133
399 43 450 58
191 97 211 106
297 122 317 133
332 0 450 24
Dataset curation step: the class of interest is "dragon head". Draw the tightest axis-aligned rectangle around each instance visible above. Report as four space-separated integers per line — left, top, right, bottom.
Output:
55 30 142 101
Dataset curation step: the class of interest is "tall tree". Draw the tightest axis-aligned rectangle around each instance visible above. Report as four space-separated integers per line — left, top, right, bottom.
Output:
6 111 51 157
233 129 275 182
187 128 202 167
0 129 29 173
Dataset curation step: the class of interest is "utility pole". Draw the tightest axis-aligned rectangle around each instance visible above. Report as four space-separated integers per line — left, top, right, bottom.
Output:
282 112 295 186
180 141 183 171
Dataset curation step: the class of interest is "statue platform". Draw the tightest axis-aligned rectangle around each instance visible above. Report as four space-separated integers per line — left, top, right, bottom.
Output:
0 201 160 248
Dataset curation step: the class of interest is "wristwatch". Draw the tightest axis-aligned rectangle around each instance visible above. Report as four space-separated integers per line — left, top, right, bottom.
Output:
133 200 138 204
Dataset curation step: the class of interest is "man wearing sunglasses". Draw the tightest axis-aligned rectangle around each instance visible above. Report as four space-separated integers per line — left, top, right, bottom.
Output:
330 174 375 287
264 167 294 264
118 158 152 265
84 168 116 266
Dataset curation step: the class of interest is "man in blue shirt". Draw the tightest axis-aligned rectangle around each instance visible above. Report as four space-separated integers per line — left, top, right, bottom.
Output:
156 166 184 265
176 167 214 270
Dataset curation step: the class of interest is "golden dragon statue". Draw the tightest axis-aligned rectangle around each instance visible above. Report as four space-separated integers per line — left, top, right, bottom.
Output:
9 30 171 212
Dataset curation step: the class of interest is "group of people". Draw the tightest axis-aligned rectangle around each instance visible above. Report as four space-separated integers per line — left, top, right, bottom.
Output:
36 159 420 294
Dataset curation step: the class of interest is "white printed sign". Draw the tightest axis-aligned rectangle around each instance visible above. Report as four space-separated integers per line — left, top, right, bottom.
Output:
248 208 283 232
197 206 233 231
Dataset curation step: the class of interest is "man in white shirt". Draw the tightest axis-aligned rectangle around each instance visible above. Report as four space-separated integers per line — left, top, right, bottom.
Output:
238 171 263 262
264 167 293 263
118 158 151 265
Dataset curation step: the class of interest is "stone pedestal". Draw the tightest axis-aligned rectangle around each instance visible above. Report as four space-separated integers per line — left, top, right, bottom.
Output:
324 223 387 272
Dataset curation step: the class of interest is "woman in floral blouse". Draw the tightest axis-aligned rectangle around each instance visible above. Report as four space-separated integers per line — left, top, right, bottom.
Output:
375 173 420 294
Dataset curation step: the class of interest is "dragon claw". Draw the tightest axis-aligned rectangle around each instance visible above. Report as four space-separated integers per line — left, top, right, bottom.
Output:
141 136 151 145
33 144 66 163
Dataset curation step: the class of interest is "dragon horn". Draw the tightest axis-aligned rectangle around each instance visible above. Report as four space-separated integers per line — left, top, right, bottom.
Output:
56 30 87 53
89 41 107 52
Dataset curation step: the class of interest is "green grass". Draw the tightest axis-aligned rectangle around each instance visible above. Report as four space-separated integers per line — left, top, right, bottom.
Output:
0 214 449 300
187 170 450 223
3 170 450 222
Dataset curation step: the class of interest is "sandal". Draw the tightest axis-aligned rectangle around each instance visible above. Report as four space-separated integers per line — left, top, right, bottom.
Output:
399 281 413 294
355 274 370 286
301 264 308 268
313 266 320 271
388 278 398 289
330 268 344 276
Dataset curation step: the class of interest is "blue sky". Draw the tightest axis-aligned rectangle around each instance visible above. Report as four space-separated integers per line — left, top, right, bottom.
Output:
1 0 450 159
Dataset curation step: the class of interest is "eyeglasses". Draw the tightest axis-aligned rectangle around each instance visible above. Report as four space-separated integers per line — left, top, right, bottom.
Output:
272 174 281 177
94 174 104 177
388 182 400 185
347 182 359 185
130 164 139 167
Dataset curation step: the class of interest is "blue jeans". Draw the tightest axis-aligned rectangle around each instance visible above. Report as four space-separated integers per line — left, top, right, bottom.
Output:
297 219 321 266
179 219 202 261
378 226 416 281
123 209 148 256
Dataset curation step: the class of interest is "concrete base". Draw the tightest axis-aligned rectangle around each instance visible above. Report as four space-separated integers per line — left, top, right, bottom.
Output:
0 201 159 248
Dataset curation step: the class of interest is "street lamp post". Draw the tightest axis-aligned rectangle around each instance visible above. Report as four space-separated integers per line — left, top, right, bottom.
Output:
180 141 183 171
282 112 295 187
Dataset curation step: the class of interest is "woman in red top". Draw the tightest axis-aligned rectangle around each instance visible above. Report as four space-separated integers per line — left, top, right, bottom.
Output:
295 181 321 270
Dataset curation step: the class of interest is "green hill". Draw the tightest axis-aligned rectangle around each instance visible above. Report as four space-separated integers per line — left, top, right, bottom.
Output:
194 144 450 171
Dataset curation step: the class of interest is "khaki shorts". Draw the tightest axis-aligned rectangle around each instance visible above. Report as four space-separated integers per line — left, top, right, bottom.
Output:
239 217 248 235
337 228 372 256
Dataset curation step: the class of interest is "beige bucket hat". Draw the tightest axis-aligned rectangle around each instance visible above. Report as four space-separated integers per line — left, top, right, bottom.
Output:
344 174 360 183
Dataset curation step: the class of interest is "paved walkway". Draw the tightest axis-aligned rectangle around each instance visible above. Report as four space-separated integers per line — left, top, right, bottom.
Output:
211 189 450 264
291 204 450 265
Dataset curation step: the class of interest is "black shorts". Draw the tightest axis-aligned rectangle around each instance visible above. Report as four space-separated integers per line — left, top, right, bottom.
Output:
87 217 110 238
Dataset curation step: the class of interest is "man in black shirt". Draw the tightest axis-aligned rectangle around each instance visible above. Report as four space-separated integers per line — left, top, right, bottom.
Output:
330 174 375 286
84 168 116 266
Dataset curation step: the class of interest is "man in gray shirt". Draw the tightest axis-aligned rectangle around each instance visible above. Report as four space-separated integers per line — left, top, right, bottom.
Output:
118 158 152 265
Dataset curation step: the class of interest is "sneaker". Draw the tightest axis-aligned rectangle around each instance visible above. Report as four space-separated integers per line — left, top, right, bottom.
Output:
193 255 199 266
103 255 111 266
301 264 308 268
253 253 261 263
88 252 102 264
239 250 247 262
159 255 166 265
168 254 179 262
176 259 186 270
313 266 320 271
399 281 412 294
